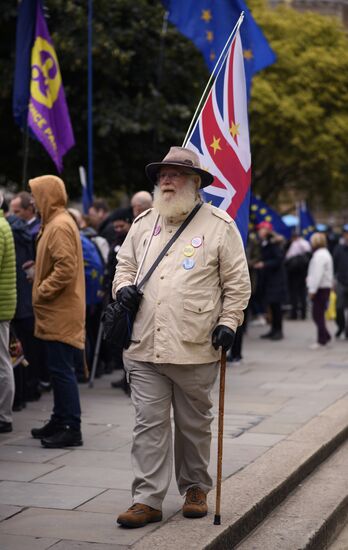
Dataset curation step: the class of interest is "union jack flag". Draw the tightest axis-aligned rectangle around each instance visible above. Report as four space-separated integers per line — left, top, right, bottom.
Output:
186 30 251 244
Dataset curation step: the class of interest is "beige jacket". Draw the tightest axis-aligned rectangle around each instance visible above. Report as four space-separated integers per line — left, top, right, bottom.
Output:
29 176 85 349
113 202 250 364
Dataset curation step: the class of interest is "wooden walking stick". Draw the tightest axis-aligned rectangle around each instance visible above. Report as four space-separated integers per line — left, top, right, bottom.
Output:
214 349 227 525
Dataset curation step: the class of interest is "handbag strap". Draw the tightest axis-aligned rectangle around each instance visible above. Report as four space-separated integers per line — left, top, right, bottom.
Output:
137 202 203 290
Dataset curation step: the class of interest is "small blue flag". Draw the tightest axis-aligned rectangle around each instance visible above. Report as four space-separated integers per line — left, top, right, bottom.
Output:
162 0 276 95
250 194 291 240
299 202 316 241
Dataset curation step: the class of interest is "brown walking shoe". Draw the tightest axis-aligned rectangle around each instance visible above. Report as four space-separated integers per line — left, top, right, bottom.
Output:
117 503 162 528
183 486 208 518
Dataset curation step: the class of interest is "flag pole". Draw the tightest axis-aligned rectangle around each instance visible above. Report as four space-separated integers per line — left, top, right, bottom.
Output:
182 12 245 147
87 0 94 206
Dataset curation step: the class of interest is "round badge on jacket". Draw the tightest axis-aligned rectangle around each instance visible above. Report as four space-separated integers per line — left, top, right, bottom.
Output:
182 258 195 270
191 237 202 248
183 245 195 257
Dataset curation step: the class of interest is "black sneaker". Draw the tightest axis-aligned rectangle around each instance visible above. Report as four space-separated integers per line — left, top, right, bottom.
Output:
270 331 284 341
41 426 83 448
260 331 274 339
31 420 61 439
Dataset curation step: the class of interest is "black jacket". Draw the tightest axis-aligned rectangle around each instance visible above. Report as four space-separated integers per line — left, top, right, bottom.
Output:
8 215 35 319
333 244 348 287
259 235 287 304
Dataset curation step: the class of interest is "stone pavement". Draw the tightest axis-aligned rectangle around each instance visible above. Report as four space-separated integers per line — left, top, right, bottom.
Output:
1 318 348 549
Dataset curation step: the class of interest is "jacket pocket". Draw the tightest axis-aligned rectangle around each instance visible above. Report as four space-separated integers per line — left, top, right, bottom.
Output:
182 297 215 343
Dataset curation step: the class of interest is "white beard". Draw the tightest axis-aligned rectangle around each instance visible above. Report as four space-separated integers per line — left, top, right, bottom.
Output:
153 180 198 219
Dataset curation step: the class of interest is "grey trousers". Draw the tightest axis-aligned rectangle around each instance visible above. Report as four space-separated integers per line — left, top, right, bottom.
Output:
0 322 14 423
124 359 218 510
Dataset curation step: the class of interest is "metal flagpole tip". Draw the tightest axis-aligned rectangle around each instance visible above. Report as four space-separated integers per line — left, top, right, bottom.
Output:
214 514 221 525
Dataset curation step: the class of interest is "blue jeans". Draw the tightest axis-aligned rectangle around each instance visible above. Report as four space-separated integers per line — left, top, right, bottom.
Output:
44 340 82 430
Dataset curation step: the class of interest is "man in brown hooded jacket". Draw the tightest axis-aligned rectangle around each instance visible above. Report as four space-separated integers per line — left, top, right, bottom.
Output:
29 175 85 448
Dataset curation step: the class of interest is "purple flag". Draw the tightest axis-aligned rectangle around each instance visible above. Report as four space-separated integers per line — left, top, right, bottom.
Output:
28 1 74 172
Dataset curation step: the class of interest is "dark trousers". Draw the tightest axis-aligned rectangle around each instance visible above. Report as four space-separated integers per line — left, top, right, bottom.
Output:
43 340 82 430
270 302 282 333
312 288 331 345
288 274 307 319
335 282 348 335
13 317 48 392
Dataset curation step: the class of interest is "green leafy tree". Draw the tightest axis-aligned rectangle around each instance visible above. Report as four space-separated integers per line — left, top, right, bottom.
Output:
249 2 348 208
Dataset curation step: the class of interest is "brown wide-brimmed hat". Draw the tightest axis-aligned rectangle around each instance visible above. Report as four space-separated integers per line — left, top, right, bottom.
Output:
145 147 214 189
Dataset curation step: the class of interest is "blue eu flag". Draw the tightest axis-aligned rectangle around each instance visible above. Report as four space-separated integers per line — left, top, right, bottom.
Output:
13 0 37 128
250 195 291 240
299 202 316 241
162 0 276 95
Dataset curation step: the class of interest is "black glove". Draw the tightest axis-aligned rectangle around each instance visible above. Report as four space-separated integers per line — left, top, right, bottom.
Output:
212 325 235 351
116 285 142 313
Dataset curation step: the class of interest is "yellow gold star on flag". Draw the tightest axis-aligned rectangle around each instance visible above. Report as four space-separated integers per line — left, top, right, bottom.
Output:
229 121 240 139
206 31 214 42
243 49 253 60
210 136 222 155
201 9 212 23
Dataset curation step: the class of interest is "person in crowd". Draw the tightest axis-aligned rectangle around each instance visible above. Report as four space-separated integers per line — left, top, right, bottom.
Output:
306 232 333 349
68 208 106 380
88 198 116 244
247 231 267 327
0 193 16 433
285 231 311 320
88 198 110 230
29 176 85 448
332 225 348 338
103 208 133 392
131 191 153 218
10 191 41 240
253 221 287 341
7 212 42 404
113 147 250 528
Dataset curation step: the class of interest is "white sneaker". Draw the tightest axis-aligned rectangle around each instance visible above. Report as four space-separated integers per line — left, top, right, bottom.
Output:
309 343 320 350
308 343 329 350
250 316 266 327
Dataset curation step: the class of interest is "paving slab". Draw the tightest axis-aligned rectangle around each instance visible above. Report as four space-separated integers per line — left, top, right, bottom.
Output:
0 445 68 463
0 503 23 521
34 466 135 490
0 481 105 509
0 461 60 482
51 542 128 550
0 508 166 545
0 534 59 550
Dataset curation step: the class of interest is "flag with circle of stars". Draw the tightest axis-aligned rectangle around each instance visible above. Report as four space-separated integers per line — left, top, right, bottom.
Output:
250 194 291 239
299 201 316 241
162 0 276 97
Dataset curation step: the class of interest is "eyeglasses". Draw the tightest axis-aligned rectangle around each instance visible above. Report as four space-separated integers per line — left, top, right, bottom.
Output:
157 171 191 182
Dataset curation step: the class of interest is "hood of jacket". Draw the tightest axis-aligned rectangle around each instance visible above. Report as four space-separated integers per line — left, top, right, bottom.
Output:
29 175 67 224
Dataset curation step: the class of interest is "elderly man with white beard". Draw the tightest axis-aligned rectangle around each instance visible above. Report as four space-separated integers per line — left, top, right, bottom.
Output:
113 147 250 528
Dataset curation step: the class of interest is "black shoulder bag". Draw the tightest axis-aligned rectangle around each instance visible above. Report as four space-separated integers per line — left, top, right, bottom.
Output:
101 203 202 348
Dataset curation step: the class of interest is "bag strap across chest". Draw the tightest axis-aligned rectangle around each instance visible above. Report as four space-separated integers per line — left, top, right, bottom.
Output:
137 202 202 291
